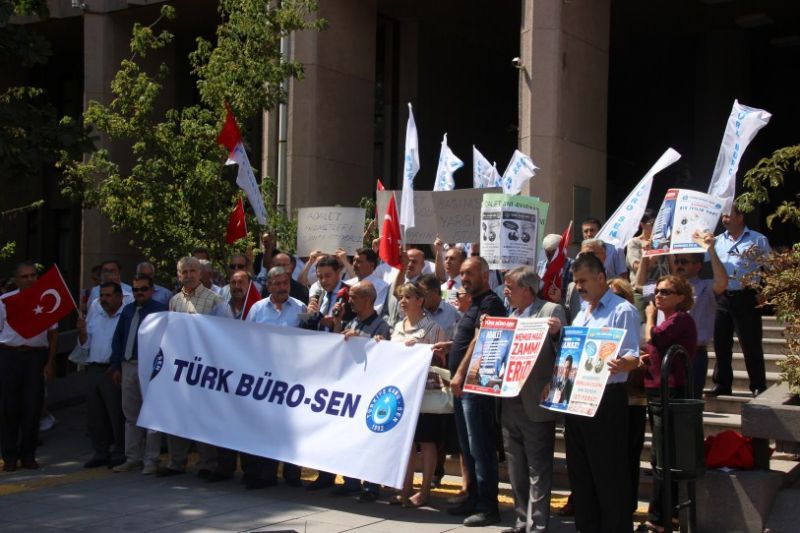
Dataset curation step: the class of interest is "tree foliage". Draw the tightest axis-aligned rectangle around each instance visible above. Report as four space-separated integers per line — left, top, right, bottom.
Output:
738 144 800 392
60 1 323 277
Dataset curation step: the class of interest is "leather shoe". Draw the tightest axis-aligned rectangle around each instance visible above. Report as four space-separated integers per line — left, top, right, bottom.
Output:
156 467 185 477
706 386 732 397
108 457 126 469
84 457 109 468
501 527 525 533
305 476 335 491
557 500 575 516
463 511 501 527
753 388 765 398
447 501 476 516
20 458 39 470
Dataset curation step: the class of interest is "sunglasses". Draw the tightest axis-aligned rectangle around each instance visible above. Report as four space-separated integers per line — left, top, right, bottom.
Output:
654 288 677 296
132 287 152 293
229 264 247 270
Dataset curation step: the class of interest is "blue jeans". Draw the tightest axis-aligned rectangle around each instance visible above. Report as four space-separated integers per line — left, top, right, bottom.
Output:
457 393 499 513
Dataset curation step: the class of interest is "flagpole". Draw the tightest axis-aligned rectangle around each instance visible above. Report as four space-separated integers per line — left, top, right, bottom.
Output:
241 280 252 321
54 264 82 319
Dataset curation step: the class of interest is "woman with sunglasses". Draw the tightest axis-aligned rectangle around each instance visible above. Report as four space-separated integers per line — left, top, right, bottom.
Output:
640 275 697 533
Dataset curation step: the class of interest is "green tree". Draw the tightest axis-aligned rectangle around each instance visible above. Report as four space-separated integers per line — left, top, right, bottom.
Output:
60 1 324 278
737 144 800 392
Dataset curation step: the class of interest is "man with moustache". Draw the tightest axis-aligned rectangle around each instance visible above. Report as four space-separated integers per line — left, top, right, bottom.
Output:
135 262 172 306
548 253 640 533
245 266 306 488
226 269 252 319
345 248 389 314
87 260 133 309
269 253 309 304
110 274 168 474
581 218 627 280
385 248 427 327
78 282 126 469
500 267 565 533
550 239 607 323
438 256 507 527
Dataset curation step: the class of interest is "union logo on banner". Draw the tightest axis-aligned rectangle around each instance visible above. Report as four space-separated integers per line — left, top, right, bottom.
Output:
365 386 404 433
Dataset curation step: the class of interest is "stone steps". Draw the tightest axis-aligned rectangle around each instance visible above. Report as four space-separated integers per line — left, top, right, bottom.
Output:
707 352 784 374
706 369 782 392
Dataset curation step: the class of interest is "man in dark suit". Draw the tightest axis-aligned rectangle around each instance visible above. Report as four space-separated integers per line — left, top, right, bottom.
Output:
500 267 566 533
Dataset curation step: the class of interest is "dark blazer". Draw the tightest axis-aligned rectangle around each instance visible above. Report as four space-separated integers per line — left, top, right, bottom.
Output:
110 298 168 371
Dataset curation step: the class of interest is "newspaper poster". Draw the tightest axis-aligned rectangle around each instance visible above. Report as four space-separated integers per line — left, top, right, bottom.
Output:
463 317 550 398
442 288 459 307
542 326 625 417
480 194 549 270
645 188 723 257
296 207 366 256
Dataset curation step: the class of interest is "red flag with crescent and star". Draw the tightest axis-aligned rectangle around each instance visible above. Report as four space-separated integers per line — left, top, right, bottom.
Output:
226 197 247 245
4 265 76 338
379 194 402 268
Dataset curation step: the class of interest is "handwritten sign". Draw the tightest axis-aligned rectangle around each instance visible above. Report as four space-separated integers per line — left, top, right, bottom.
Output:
376 188 500 244
296 207 366 256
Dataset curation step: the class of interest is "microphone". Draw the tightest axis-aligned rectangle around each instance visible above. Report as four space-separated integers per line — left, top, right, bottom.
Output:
332 286 350 317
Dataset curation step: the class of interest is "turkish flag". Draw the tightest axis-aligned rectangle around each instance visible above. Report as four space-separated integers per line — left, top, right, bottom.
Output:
241 280 262 320
379 194 402 269
542 221 573 301
4 265 76 339
226 197 247 244
216 103 242 154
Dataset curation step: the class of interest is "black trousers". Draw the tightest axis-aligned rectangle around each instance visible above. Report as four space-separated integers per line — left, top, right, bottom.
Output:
0 348 47 463
565 384 631 533
712 289 766 393
86 364 125 459
627 404 647 515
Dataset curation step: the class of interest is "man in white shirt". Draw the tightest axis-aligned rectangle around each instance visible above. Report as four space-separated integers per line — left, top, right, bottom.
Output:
434 239 465 291
418 274 459 341
345 248 389 314
0 261 58 471
77 281 126 469
87 260 132 309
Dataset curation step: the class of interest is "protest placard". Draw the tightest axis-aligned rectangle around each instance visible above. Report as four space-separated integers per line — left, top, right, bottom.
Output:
644 188 723 257
376 188 500 244
480 194 549 270
463 316 550 397
296 207 366 256
541 326 625 417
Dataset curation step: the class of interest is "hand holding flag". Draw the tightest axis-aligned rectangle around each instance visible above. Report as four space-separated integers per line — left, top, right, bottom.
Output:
3 265 76 339
541 222 572 302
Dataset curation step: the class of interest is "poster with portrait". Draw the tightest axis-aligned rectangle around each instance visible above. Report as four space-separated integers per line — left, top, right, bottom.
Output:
480 194 549 270
542 326 626 417
463 317 550 397
645 188 723 256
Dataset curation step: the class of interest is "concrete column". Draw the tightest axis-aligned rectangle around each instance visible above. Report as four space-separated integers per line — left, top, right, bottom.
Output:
519 0 610 235
286 0 377 211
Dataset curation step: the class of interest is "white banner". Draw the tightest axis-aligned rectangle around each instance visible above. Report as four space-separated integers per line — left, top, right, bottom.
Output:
597 148 681 248
473 145 501 189
227 142 268 226
433 134 464 192
707 100 771 215
501 150 538 195
136 312 430 488
296 207 366 256
401 103 419 230
646 188 723 256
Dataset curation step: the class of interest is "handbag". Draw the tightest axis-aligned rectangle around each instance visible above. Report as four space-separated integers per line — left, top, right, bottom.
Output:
420 366 454 414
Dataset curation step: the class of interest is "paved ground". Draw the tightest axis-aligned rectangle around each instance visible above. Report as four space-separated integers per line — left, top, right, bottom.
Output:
0 401 590 533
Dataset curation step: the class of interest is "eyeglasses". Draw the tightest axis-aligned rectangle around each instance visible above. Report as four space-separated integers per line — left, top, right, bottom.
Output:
654 288 677 296
455 293 468 299
132 287 151 293
229 264 247 270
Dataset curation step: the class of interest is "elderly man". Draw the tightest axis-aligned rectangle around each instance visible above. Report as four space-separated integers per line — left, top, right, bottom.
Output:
226 269 252 318
220 254 259 302
500 267 566 533
549 253 641 533
109 274 168 474
434 239 466 290
198 259 223 294
443 256 508 527
159 257 230 478
87 260 133 309
78 282 126 469
328 280 392 501
135 262 172 306
417 274 460 341
244 266 306 489
0 261 59 471
269 253 309 304
711 206 771 396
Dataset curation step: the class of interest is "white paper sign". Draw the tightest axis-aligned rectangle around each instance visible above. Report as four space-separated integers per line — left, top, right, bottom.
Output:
296 207 366 256
646 189 724 256
136 312 430 489
480 194 548 270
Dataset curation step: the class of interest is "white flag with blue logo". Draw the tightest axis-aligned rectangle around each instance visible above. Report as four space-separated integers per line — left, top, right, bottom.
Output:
707 100 771 215
433 134 464 191
401 103 419 231
502 149 538 195
473 145 502 189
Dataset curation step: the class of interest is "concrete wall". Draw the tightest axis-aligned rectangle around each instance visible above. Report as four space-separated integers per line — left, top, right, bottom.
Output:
519 0 610 236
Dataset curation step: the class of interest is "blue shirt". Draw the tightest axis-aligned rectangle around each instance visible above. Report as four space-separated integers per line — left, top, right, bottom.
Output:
573 288 641 384
246 296 307 328
151 284 173 307
603 243 628 279
110 298 168 371
689 277 716 346
83 304 124 364
426 301 460 341
713 226 770 291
